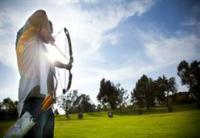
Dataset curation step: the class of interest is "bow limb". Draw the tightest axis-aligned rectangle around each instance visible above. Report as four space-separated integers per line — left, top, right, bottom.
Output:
63 27 73 94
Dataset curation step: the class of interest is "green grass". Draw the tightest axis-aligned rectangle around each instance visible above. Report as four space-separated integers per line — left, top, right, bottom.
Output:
1 105 200 138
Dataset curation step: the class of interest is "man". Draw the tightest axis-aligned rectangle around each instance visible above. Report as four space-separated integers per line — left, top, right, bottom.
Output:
16 10 71 138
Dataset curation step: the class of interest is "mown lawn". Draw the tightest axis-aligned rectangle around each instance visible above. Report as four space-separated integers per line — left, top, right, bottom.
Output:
1 105 200 138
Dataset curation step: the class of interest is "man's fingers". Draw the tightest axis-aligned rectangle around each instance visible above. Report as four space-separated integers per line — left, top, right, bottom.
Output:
65 63 72 70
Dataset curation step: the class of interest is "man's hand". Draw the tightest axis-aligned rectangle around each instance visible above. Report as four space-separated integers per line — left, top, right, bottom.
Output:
65 63 72 70
49 36 55 45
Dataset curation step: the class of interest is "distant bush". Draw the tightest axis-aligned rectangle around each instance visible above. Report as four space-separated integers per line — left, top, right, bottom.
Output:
171 92 196 105
0 98 18 120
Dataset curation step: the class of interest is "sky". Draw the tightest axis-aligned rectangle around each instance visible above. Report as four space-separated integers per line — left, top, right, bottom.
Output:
0 0 200 105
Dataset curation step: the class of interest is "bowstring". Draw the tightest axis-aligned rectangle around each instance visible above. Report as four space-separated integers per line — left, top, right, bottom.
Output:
51 43 69 60
57 69 63 91
53 29 68 93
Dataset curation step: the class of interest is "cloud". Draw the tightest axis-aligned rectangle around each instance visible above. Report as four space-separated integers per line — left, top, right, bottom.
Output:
77 27 200 96
0 44 18 70
50 0 99 6
181 3 200 32
0 8 34 70
0 8 29 36
48 0 155 54
0 0 155 69
141 32 200 66
44 0 200 99
104 33 121 45
182 18 200 32
44 0 155 91
0 0 156 102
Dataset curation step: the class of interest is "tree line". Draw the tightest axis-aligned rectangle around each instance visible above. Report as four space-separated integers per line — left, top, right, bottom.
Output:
57 90 96 117
1 60 199 119
97 60 200 113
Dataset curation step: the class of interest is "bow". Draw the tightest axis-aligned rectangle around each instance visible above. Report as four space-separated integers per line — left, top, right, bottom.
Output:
63 27 73 94
41 28 73 111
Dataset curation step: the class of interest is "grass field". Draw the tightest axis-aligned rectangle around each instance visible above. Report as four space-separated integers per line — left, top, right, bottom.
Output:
1 105 200 138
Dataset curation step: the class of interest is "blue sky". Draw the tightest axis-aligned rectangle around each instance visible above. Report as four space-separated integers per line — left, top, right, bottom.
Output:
0 0 200 104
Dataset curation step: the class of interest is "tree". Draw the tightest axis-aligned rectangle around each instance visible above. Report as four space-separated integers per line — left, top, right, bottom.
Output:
155 76 177 112
171 92 196 104
155 76 168 104
133 75 155 111
57 90 79 116
177 60 200 107
166 77 177 112
74 94 95 112
133 75 147 110
97 78 127 110
115 83 129 111
54 109 59 115
0 98 18 120
97 78 116 110
96 104 102 111
58 90 95 116
132 75 176 112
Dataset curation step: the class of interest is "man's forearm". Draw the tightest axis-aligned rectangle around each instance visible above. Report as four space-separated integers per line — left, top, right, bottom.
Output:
54 61 66 69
